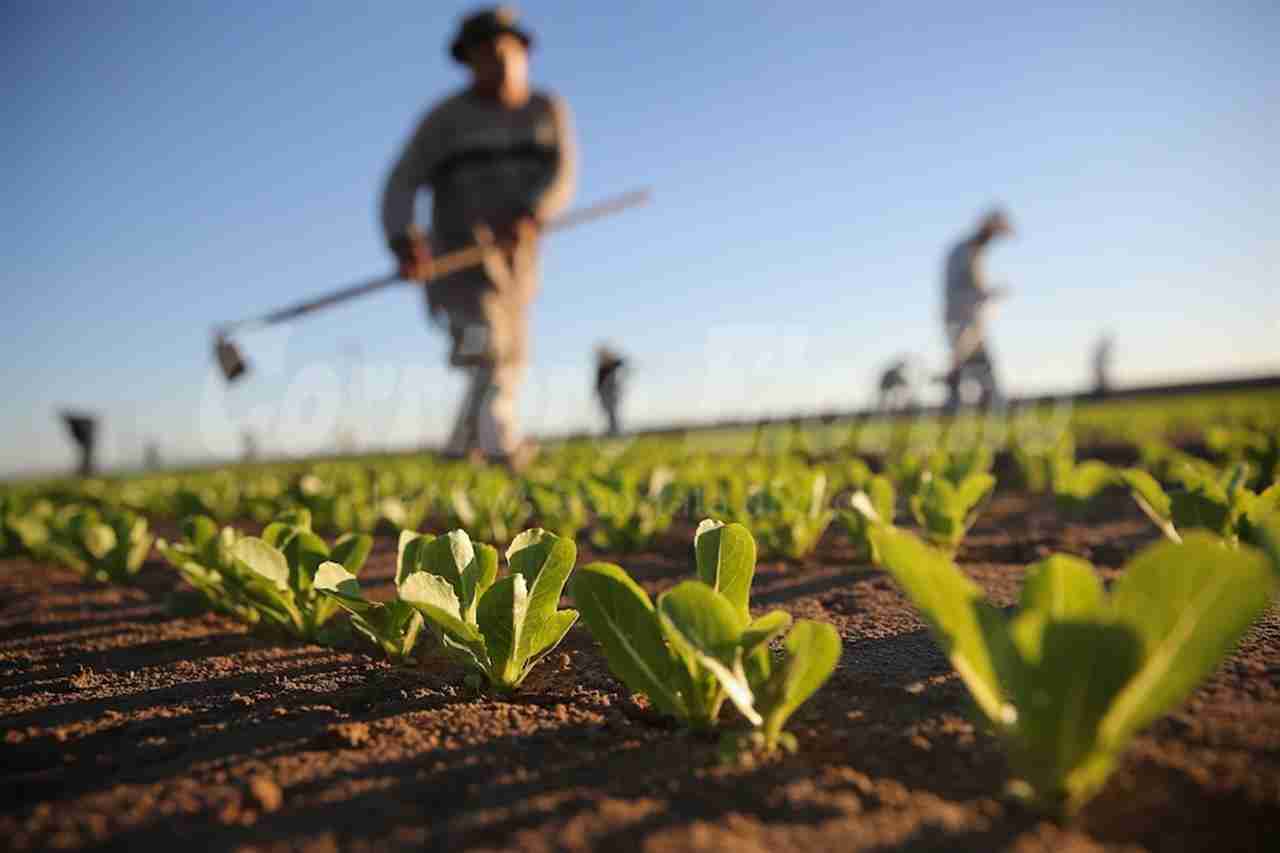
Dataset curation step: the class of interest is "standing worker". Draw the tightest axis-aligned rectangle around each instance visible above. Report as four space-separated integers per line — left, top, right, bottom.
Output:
941 209 1012 410
381 7 577 468
1092 333 1115 397
594 345 627 437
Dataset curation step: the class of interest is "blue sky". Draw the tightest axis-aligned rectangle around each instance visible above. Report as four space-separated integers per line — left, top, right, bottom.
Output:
3 1 1276 475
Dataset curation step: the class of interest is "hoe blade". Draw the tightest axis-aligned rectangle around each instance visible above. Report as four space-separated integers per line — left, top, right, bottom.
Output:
215 336 249 383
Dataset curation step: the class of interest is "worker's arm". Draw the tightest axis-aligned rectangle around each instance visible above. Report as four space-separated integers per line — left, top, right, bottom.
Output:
381 107 445 279
529 95 578 226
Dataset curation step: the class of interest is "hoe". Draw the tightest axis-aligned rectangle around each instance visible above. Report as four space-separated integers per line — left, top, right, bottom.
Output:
214 189 650 384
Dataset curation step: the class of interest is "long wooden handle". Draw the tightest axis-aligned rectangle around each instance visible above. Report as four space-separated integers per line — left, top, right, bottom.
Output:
217 188 650 336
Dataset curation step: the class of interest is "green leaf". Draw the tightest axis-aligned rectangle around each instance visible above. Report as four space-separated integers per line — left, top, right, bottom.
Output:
233 537 290 590
868 476 896 524
510 531 578 665
869 525 1017 729
741 610 792 659
740 609 792 687
421 529 473 592
399 571 488 666
956 472 996 515
570 562 685 718
281 529 329 597
519 609 579 680
467 543 500 622
396 530 435 587
476 574 529 688
758 620 841 747
83 523 117 561
1005 620 1143 813
330 533 372 576
182 515 220 550
658 581 745 722
1063 461 1115 501
1119 468 1181 542
657 581 745 663
692 648 761 726
693 520 757 620
1099 534 1275 750
313 561 369 610
1018 555 1104 621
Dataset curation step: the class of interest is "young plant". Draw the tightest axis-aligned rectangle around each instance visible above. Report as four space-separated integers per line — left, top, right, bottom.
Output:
450 469 532 545
0 496 54 558
572 520 840 751
526 481 590 540
395 528 579 692
583 470 676 552
867 523 1276 815
908 470 995 551
838 475 895 563
157 515 262 623
162 509 372 641
44 506 154 584
313 541 425 663
1050 435 1116 515
743 470 836 560
1009 435 1057 493
1121 464 1279 547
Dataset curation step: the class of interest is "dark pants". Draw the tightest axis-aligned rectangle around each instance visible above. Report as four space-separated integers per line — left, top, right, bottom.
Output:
944 344 1000 411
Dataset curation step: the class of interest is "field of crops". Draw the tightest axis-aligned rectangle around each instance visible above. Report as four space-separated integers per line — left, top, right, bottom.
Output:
3 391 1279 851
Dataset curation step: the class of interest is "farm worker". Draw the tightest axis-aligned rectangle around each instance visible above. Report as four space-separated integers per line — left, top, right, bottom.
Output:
941 209 1012 410
877 357 916 413
1093 333 1115 396
381 7 577 469
594 344 627 437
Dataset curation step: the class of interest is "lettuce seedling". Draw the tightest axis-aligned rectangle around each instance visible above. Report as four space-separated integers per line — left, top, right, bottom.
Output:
739 470 836 560
838 475 895 563
1205 425 1279 490
908 470 995 551
450 469 532 544
573 520 840 750
867 523 1276 815
1050 435 1116 515
583 471 676 552
157 515 262 623
1121 464 1279 547
0 496 54 558
527 482 590 540
395 528 578 692
313 549 425 663
44 506 154 584
161 509 371 641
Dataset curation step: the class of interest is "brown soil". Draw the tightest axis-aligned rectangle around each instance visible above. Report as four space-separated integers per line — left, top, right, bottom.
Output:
2 491 1278 852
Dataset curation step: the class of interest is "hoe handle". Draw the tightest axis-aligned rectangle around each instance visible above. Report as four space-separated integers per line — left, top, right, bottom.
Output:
218 188 651 336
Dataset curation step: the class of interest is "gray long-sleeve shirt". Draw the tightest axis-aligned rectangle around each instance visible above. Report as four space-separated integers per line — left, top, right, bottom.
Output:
381 88 576 312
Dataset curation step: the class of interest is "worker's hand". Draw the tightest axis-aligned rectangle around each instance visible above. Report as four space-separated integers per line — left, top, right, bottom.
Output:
491 209 540 246
391 232 433 281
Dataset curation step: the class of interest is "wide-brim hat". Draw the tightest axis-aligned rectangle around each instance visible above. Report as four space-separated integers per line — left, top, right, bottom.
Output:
450 7 534 63
979 208 1013 236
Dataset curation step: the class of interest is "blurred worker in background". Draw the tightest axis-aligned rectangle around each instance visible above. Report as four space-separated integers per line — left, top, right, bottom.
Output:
941 209 1012 411
594 345 627 437
60 412 97 477
1093 333 1115 397
381 7 576 469
877 357 917 414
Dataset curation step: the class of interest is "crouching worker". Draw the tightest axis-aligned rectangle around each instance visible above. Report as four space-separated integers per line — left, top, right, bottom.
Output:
381 7 576 469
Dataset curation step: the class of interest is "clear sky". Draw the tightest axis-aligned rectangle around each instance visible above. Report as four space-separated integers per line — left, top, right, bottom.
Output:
3 1 1277 476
